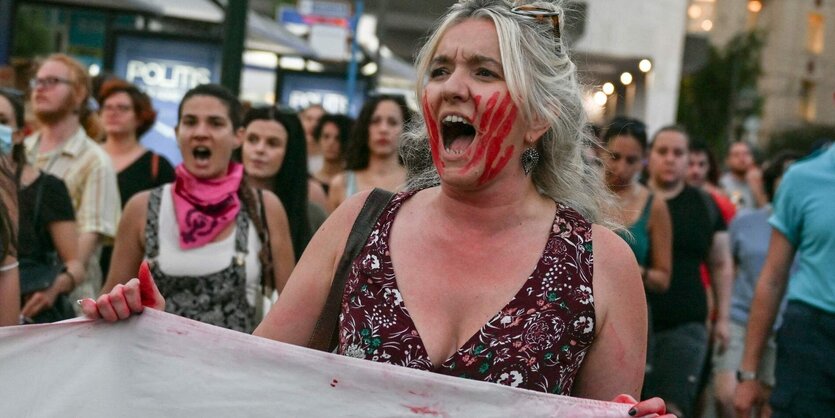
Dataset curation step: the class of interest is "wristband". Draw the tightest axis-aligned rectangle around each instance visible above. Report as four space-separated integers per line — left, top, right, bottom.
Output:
736 369 758 382
60 265 77 291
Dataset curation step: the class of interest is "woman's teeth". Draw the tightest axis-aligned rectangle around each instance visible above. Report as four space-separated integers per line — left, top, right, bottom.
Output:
442 115 468 124
441 115 476 154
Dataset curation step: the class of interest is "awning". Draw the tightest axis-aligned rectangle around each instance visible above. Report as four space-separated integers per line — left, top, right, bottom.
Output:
145 0 316 57
21 0 163 15
247 11 318 57
380 53 416 82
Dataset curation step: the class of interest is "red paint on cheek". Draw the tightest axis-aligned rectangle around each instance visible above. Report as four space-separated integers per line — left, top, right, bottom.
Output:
478 144 515 185
422 95 444 175
472 94 482 114
137 261 157 307
466 93 517 175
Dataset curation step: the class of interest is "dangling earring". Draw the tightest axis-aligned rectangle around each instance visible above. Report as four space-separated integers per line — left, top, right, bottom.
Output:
521 147 540 175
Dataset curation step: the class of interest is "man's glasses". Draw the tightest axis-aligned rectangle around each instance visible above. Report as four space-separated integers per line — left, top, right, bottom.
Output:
29 77 73 90
510 4 562 42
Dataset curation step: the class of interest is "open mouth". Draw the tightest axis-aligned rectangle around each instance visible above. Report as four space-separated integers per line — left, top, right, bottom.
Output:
193 146 212 161
441 115 476 155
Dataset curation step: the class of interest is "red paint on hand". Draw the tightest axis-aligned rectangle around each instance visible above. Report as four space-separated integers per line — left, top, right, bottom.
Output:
137 261 157 307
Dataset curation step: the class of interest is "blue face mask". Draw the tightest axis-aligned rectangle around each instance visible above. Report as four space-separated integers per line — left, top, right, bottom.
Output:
0 125 12 155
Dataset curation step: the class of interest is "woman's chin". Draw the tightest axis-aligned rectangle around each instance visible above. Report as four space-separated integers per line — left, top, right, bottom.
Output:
185 160 224 179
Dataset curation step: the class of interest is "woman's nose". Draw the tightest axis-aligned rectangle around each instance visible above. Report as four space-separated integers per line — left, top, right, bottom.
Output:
441 69 470 102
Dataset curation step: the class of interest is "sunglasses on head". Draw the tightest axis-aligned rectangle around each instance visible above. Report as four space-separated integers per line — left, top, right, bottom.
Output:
510 4 562 44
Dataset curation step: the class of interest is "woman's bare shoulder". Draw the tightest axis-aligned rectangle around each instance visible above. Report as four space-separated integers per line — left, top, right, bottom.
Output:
591 224 642 307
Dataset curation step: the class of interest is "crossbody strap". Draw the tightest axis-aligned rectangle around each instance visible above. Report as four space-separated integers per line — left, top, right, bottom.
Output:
307 188 395 352
257 189 273 296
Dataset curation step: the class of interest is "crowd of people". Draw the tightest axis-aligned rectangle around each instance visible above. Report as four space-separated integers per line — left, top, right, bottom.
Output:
1 0 833 416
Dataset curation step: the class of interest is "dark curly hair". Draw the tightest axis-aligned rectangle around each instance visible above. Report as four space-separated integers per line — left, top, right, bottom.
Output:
344 95 412 170
313 113 354 160
99 79 157 137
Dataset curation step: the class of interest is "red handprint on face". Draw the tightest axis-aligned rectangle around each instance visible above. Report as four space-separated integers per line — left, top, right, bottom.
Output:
423 90 518 184
467 91 518 185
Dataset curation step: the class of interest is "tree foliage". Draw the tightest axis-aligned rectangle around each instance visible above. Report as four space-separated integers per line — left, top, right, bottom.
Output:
677 31 765 157
767 124 835 158
11 7 53 58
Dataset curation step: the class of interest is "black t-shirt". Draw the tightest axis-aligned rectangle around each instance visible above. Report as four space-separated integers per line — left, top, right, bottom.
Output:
117 151 176 206
99 151 176 279
648 185 726 332
18 173 75 260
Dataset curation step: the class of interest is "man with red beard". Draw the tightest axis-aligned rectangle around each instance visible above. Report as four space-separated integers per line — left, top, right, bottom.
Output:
24 54 120 307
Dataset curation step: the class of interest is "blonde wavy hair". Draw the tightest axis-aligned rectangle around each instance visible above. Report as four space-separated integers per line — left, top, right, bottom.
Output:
401 0 618 227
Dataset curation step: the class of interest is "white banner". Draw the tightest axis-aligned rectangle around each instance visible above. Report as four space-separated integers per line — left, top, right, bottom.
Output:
0 310 630 417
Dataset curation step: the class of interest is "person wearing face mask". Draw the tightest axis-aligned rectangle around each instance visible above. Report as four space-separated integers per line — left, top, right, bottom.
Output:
24 54 121 307
1 88 83 324
95 84 295 333
84 2 672 415
327 95 412 211
97 79 175 281
0 89 21 326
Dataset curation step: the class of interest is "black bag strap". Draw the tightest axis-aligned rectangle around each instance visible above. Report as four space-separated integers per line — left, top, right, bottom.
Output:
257 189 273 296
307 188 395 352
32 173 46 228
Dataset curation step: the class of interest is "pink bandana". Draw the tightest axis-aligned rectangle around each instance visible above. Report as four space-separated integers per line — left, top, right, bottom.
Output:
172 162 244 250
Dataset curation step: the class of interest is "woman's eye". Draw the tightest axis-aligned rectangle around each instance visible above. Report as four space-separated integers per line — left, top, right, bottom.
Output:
429 67 448 78
476 68 497 78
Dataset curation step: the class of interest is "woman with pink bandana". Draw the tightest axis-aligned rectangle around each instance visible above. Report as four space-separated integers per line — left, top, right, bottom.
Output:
94 84 295 333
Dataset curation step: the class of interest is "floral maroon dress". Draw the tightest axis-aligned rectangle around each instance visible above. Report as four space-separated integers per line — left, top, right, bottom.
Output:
338 190 596 395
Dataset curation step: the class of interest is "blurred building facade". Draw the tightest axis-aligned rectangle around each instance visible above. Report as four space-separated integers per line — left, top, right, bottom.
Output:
687 0 835 145
574 0 690 134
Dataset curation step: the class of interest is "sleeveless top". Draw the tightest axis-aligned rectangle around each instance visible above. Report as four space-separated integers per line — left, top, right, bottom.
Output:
145 186 258 333
338 190 596 395
618 194 654 267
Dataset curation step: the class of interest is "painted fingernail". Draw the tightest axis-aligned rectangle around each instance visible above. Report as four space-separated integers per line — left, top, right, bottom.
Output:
628 407 637 416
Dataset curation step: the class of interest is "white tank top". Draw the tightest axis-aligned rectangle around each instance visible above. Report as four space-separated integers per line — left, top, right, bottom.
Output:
155 184 262 306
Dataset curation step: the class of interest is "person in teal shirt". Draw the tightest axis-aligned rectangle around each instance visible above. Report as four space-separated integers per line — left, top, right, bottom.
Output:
735 141 835 417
